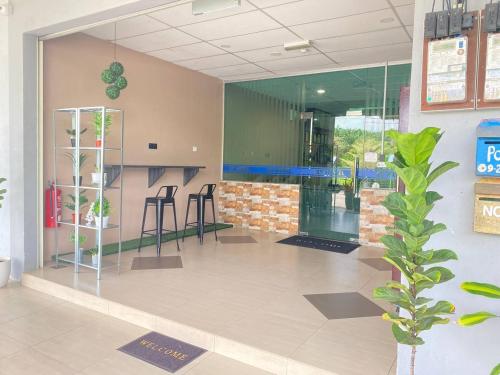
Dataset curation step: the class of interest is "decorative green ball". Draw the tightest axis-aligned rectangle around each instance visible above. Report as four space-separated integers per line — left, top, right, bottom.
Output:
106 85 120 100
109 61 124 76
115 76 128 90
101 69 117 84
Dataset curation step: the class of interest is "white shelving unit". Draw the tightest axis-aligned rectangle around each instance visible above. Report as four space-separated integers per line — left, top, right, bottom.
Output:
52 107 124 280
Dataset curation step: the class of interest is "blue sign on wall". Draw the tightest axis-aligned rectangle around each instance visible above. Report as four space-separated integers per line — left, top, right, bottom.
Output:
476 119 500 177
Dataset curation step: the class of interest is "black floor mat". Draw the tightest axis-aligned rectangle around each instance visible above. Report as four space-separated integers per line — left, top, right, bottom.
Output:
277 235 360 254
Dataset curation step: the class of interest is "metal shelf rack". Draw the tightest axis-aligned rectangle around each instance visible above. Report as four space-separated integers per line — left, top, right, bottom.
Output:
52 107 124 279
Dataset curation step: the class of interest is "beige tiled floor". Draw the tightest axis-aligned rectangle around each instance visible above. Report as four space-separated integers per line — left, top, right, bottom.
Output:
0 284 272 375
26 228 397 374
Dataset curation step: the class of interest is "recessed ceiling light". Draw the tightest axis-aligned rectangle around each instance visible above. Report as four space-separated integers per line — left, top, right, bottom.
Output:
300 48 308 53
317 89 326 95
192 0 241 15
220 44 231 48
270 51 282 56
380 17 394 23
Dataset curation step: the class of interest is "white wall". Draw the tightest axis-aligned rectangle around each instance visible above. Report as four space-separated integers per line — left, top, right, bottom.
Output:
1 0 178 279
400 1 500 374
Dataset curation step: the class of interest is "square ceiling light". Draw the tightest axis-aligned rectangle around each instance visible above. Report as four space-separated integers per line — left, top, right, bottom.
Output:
192 0 241 15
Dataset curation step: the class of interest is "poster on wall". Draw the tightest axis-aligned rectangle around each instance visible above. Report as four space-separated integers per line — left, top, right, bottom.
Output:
426 37 468 104
484 33 500 102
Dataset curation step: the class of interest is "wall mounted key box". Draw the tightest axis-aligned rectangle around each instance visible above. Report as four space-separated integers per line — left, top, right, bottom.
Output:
476 119 500 177
474 180 500 234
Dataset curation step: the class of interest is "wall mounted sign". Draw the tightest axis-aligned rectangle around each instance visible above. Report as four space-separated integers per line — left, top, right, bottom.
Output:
474 182 500 234
477 10 500 109
476 119 500 177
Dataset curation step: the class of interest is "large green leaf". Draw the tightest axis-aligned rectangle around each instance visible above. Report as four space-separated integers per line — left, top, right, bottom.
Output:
427 161 459 186
420 300 456 317
393 130 437 167
391 323 425 346
491 363 500 375
382 192 407 218
425 191 443 205
394 166 428 195
373 287 412 310
458 312 498 326
419 249 458 265
382 255 412 279
416 316 450 331
421 221 446 236
425 267 455 283
381 235 407 256
461 282 500 299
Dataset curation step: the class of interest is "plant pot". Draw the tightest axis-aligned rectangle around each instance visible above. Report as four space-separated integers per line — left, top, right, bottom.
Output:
344 191 354 210
353 197 361 213
0 257 11 288
96 139 102 147
76 248 84 264
72 176 83 186
91 172 107 186
71 213 82 224
70 138 76 147
91 254 98 266
94 216 109 228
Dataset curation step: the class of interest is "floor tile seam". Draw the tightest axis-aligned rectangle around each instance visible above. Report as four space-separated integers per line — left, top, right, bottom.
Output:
287 317 330 359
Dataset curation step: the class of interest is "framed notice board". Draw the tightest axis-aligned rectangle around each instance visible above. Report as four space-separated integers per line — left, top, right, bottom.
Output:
421 11 478 111
477 12 500 109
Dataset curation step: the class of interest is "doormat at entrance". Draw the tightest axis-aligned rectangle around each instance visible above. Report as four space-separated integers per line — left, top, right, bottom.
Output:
277 235 359 254
118 332 206 373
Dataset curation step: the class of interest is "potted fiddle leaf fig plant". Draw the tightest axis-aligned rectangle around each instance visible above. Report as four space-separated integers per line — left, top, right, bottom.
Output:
64 191 88 223
92 196 110 228
65 152 88 185
373 127 459 375
65 127 87 147
92 112 111 147
458 281 500 375
0 177 9 288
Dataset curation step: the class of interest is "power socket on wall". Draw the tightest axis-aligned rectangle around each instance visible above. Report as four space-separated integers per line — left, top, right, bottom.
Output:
192 146 198 152
148 143 157 150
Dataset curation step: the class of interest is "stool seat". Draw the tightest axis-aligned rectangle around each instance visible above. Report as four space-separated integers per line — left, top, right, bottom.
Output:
145 196 175 204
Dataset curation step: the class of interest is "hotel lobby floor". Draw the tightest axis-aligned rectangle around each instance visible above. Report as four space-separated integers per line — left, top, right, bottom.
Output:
25 228 397 375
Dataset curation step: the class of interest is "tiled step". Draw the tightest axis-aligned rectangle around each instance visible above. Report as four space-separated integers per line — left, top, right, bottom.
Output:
22 273 337 375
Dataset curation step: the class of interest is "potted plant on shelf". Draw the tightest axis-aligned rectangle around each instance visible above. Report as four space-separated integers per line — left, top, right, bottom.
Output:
88 247 99 266
343 178 354 210
92 112 111 147
70 233 87 264
91 165 107 186
92 196 110 228
65 127 87 147
65 152 88 185
0 177 9 288
64 191 88 223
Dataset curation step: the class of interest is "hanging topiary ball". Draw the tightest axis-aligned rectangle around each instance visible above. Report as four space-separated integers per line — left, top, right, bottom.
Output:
115 76 128 90
106 85 120 100
101 69 117 84
109 61 124 76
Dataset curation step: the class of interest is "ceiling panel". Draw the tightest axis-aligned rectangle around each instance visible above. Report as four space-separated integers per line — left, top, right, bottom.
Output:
395 4 414 26
212 28 298 52
235 46 320 62
115 28 199 52
179 53 247 70
389 0 414 6
258 53 336 73
314 27 410 53
249 0 299 7
149 1 256 27
147 42 226 62
84 15 169 40
263 0 389 26
327 42 412 66
179 11 281 40
290 9 400 40
224 71 276 81
201 63 266 77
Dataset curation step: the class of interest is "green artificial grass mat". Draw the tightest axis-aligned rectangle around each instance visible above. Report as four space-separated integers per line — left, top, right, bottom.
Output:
55 223 233 259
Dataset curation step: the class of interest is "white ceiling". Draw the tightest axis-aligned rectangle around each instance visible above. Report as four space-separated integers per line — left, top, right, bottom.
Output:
83 0 414 81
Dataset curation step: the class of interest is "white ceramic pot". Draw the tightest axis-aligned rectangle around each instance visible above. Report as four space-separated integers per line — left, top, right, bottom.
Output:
0 257 11 288
91 254 98 266
94 216 109 228
91 173 107 186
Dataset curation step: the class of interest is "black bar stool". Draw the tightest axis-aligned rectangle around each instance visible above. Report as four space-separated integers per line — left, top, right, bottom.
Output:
138 185 180 256
182 184 217 244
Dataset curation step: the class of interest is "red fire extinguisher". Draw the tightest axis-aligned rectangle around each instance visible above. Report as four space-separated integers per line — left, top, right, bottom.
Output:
45 181 61 228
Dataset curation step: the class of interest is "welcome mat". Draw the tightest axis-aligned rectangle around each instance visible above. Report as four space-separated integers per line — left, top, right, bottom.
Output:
277 235 359 254
118 332 206 373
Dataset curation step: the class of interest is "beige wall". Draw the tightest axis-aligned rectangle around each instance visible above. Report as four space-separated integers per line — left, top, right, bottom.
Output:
43 33 223 260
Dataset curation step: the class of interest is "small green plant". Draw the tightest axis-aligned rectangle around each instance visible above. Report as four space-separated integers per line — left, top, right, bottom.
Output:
458 281 500 375
92 112 112 138
88 247 98 256
64 191 88 211
92 197 110 217
0 178 6 208
65 152 88 170
65 128 87 137
342 178 354 192
70 233 87 245
373 127 459 375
